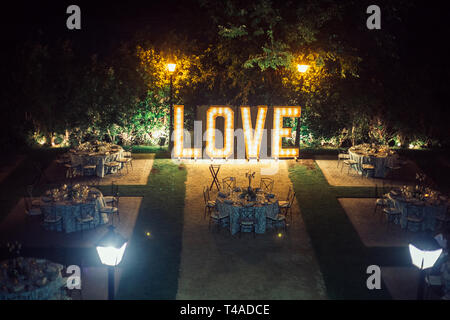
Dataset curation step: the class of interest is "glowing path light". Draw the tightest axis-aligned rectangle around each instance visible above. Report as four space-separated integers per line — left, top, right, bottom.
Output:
173 105 202 159
206 106 234 159
241 106 267 159
272 107 301 158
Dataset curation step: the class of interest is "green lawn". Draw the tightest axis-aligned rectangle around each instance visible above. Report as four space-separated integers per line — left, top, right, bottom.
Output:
111 159 187 299
129 145 170 159
288 162 410 299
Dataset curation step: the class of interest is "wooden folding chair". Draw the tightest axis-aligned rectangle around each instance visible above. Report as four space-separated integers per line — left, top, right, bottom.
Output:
260 178 274 193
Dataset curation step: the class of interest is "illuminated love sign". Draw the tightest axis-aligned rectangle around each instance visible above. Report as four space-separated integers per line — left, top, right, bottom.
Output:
173 105 301 159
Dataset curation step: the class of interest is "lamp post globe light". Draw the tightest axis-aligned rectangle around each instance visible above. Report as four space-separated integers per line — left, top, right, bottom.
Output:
409 235 443 300
297 64 309 73
167 63 176 153
96 225 128 300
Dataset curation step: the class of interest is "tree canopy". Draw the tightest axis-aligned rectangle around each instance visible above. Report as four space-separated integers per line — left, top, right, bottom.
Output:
0 0 448 151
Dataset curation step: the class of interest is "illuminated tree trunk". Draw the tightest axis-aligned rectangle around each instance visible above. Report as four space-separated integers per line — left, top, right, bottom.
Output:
295 118 301 148
169 75 174 152
351 122 356 146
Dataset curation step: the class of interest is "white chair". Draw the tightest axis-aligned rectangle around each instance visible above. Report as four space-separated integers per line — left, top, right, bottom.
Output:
337 153 350 168
65 163 80 179
41 204 62 231
279 187 295 222
405 205 424 231
75 204 95 236
278 187 292 208
203 186 216 219
260 178 274 193
222 177 236 193
342 159 358 175
266 204 286 232
104 161 120 175
209 201 230 233
382 207 401 226
82 164 97 176
99 195 119 224
24 196 42 217
238 206 256 238
374 197 388 214
118 151 133 173
26 185 41 208
104 182 119 206
362 164 375 178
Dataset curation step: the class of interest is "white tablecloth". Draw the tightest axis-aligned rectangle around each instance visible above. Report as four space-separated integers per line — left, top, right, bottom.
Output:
216 195 279 234
348 148 395 178
41 188 108 233
69 149 123 178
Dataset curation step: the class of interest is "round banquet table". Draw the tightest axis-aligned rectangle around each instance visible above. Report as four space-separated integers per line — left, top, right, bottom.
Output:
69 147 123 178
215 191 280 235
0 258 68 300
387 192 447 232
348 147 395 178
40 188 108 233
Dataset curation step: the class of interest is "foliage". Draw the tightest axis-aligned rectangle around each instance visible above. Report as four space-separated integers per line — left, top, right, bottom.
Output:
1 0 448 152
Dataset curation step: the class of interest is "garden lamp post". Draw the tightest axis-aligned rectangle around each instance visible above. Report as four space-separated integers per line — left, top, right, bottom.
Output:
409 235 442 300
294 64 309 148
167 63 176 153
96 225 128 300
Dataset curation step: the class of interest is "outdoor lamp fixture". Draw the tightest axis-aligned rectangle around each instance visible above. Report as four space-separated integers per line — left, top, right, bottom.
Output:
167 63 176 73
409 235 442 300
96 225 128 300
297 64 309 73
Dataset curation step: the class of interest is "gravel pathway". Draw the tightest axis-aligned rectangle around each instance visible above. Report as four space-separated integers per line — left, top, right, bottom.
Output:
176 160 327 299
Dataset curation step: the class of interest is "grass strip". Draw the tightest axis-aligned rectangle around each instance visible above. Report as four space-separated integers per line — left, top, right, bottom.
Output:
116 159 187 299
288 162 393 299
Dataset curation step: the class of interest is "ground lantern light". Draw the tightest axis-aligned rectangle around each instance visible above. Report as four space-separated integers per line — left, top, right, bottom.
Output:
409 236 442 300
96 226 128 300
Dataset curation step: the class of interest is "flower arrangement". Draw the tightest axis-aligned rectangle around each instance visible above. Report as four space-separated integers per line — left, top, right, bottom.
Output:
352 143 393 155
46 184 90 202
75 141 122 153
245 170 256 188
241 171 257 201
240 188 257 202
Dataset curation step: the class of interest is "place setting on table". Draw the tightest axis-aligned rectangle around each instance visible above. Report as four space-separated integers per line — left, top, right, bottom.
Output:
213 171 282 236
348 143 397 178
0 242 69 300
40 183 109 233
385 184 449 232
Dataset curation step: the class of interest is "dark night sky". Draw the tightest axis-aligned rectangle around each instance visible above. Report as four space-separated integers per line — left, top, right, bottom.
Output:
1 1 448 51
1 0 449 80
